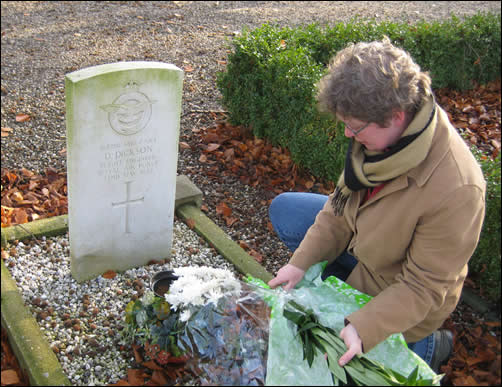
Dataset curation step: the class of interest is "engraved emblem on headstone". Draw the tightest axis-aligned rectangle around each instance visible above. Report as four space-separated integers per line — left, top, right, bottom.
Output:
101 81 156 136
112 181 145 234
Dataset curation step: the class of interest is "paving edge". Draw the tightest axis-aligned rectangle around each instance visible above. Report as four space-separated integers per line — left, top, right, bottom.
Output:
1 260 72 386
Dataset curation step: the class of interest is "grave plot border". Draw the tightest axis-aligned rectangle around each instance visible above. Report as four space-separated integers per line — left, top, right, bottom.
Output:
1 175 273 386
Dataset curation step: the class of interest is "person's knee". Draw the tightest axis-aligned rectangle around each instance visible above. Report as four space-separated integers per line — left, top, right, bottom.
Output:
269 192 294 222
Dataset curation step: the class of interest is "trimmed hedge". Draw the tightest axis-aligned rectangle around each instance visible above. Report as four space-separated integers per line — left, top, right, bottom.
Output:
469 151 501 303
216 12 501 303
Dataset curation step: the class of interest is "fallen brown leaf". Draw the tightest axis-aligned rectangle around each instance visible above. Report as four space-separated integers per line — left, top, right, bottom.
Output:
239 240 249 250
186 218 195 229
249 249 263 263
108 380 131 386
102 270 117 279
150 370 169 385
215 201 232 217
15 114 30 122
225 216 238 227
205 143 221 152
142 360 164 371
131 344 143 364
12 208 28 224
127 369 146 385
1 127 13 137
1 369 20 385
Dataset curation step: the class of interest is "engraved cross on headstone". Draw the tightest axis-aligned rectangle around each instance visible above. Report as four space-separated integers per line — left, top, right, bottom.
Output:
112 181 144 234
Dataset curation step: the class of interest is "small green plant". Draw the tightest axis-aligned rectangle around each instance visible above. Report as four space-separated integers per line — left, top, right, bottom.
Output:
122 291 186 364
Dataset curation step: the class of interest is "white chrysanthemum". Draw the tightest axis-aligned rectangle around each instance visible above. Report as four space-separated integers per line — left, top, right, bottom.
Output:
166 266 241 312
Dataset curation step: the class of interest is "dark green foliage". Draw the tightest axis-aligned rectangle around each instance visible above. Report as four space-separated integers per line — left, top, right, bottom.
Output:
287 117 348 182
150 314 184 355
398 14 502 90
218 23 326 147
469 151 501 303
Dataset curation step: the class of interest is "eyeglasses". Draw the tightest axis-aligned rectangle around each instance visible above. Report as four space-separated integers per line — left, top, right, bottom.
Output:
344 121 371 136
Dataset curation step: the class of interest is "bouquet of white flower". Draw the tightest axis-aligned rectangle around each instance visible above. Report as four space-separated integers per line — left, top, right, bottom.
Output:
164 266 242 322
122 266 270 386
167 266 270 386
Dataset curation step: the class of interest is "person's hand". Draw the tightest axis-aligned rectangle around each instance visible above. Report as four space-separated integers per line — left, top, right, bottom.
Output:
338 323 363 366
268 264 305 291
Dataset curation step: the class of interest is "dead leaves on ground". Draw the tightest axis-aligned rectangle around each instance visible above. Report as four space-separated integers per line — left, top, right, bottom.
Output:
108 344 191 386
1 127 14 137
1 328 30 386
14 114 31 123
192 117 335 196
102 270 118 279
436 80 501 159
1 168 68 228
191 80 501 205
108 367 187 386
441 317 501 386
215 200 238 227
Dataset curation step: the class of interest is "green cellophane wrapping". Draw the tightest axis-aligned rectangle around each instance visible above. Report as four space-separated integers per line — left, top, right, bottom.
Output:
246 261 440 386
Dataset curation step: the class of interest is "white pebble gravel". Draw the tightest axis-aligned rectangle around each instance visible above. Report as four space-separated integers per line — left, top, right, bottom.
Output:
4 218 239 386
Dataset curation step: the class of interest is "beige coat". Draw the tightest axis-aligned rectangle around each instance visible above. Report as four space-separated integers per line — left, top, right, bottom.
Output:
289 102 486 352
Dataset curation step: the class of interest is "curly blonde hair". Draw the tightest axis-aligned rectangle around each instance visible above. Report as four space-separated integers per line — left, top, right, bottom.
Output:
317 36 432 127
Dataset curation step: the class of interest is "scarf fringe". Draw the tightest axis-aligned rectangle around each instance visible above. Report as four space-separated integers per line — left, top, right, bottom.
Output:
332 186 350 216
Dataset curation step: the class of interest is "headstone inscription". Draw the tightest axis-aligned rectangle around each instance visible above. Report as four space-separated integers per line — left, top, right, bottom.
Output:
65 62 184 282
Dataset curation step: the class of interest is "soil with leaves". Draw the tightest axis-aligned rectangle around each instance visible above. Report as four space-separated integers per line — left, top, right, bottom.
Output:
1 2 500 386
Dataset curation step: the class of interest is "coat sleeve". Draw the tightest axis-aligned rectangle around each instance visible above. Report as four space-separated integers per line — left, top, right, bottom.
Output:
289 193 353 271
345 184 485 352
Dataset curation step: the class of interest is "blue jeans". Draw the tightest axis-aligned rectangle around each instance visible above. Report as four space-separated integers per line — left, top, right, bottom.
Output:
269 192 435 365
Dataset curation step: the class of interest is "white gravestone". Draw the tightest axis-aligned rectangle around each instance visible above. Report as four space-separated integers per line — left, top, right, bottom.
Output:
65 62 184 282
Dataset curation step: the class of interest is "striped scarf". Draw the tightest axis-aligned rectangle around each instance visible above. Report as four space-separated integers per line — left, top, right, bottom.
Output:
332 96 437 215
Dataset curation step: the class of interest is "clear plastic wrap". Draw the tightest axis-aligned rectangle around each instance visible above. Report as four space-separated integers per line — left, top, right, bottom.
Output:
173 263 439 386
178 282 271 386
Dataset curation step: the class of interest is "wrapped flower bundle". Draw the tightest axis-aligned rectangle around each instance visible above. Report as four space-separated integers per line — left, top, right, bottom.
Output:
122 263 442 386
